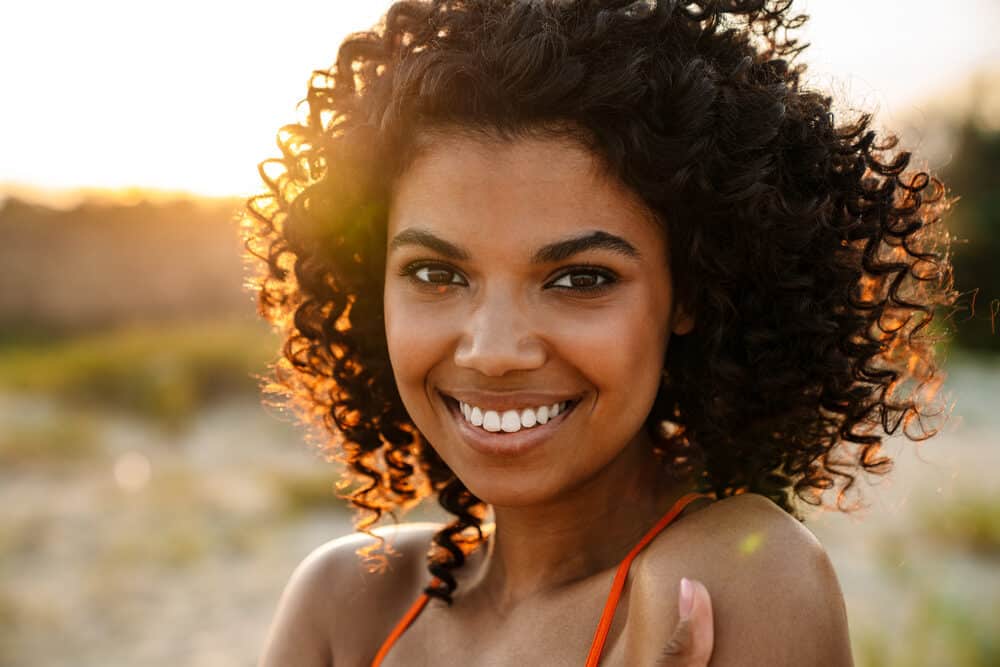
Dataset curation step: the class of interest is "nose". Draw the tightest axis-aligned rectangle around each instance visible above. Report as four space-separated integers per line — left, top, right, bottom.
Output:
453 288 546 376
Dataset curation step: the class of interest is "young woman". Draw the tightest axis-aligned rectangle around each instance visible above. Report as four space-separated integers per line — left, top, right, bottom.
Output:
243 1 955 665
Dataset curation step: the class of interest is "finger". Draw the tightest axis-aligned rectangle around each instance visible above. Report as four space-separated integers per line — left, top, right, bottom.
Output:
655 577 715 666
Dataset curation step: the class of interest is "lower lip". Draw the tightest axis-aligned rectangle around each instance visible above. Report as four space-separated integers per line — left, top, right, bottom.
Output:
441 393 579 458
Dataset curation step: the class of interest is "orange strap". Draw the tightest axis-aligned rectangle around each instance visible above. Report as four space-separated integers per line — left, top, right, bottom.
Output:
370 576 439 667
371 491 712 667
583 491 712 667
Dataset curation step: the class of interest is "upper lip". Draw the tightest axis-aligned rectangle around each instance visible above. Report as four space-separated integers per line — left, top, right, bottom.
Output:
438 389 582 412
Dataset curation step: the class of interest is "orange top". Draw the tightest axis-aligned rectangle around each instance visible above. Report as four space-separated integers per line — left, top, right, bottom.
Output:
370 491 712 667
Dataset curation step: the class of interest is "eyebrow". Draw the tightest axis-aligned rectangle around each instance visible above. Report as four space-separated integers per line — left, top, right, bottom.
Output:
387 228 641 263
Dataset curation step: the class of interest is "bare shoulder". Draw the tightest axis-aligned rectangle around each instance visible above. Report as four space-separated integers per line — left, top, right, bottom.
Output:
258 521 442 667
628 493 854 666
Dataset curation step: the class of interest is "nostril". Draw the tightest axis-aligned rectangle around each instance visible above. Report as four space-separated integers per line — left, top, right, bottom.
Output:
453 330 547 376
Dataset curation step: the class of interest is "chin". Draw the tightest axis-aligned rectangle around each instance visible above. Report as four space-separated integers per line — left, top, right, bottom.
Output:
449 467 567 510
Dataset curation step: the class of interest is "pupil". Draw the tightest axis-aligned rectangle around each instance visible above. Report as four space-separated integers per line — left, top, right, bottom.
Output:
572 274 596 287
429 269 450 283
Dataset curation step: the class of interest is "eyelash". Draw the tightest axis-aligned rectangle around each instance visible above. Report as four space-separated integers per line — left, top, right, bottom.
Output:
398 261 618 293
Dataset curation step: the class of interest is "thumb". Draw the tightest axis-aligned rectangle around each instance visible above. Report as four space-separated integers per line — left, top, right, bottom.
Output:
655 577 714 666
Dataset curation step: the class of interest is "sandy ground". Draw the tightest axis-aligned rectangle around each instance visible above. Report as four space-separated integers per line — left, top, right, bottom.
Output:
0 360 996 666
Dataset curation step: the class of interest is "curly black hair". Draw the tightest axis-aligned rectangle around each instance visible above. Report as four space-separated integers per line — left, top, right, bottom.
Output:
242 0 956 604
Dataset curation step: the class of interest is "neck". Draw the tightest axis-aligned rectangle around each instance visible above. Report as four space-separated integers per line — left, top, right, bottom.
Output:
463 434 692 613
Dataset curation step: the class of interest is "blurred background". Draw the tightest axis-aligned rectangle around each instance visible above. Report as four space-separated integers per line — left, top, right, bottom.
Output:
1 1 997 665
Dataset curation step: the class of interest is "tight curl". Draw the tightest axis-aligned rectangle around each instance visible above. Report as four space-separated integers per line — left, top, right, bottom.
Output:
242 0 956 604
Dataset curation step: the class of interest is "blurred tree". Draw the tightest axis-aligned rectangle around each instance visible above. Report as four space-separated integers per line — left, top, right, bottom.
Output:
0 196 247 337
941 117 1000 354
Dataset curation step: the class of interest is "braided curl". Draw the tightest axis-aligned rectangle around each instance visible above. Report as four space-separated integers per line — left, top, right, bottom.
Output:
241 0 956 604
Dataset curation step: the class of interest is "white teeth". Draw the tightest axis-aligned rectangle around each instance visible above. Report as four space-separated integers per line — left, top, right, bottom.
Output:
456 399 570 433
482 410 501 432
536 405 549 424
500 410 521 432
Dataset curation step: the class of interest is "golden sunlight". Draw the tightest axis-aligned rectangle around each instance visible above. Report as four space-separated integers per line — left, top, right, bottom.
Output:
1 1 386 198
1 0 997 199
739 531 765 557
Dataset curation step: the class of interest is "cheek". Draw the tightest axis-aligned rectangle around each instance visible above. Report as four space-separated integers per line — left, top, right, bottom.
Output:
552 296 669 423
383 292 453 401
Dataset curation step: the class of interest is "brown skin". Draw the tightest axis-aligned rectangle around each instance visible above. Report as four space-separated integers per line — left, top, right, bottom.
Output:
259 496 850 666
383 135 695 603
258 137 854 666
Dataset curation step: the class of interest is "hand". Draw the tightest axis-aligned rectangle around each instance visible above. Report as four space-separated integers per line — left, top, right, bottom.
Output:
655 577 714 666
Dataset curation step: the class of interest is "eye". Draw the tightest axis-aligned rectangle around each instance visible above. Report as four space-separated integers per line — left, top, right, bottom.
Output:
401 262 468 287
547 267 617 291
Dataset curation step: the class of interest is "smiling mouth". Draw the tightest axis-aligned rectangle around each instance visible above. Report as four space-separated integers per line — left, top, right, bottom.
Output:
439 393 581 435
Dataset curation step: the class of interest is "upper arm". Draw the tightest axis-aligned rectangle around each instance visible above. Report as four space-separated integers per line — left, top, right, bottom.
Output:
257 522 442 667
709 515 853 665
631 493 854 667
258 543 339 667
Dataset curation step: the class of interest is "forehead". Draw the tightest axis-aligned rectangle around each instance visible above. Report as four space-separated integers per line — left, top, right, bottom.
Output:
387 134 664 251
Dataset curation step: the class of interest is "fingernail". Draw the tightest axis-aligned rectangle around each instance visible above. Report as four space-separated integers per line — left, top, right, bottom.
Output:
679 577 694 618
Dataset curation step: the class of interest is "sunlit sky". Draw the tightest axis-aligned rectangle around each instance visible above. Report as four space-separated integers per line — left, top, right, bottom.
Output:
2 0 998 200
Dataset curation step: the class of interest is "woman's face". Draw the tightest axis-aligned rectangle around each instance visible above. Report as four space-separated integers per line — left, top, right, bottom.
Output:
383 134 692 507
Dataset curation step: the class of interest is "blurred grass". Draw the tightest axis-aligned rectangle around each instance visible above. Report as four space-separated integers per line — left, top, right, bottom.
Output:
0 515 49 562
95 467 292 570
852 561 1000 667
263 469 345 516
0 584 60 665
0 412 100 467
103 518 211 569
854 492 1000 667
0 319 279 431
855 582 1000 667
918 494 1000 557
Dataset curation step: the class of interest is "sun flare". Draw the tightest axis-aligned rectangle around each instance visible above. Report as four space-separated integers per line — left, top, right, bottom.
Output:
1 0 997 200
